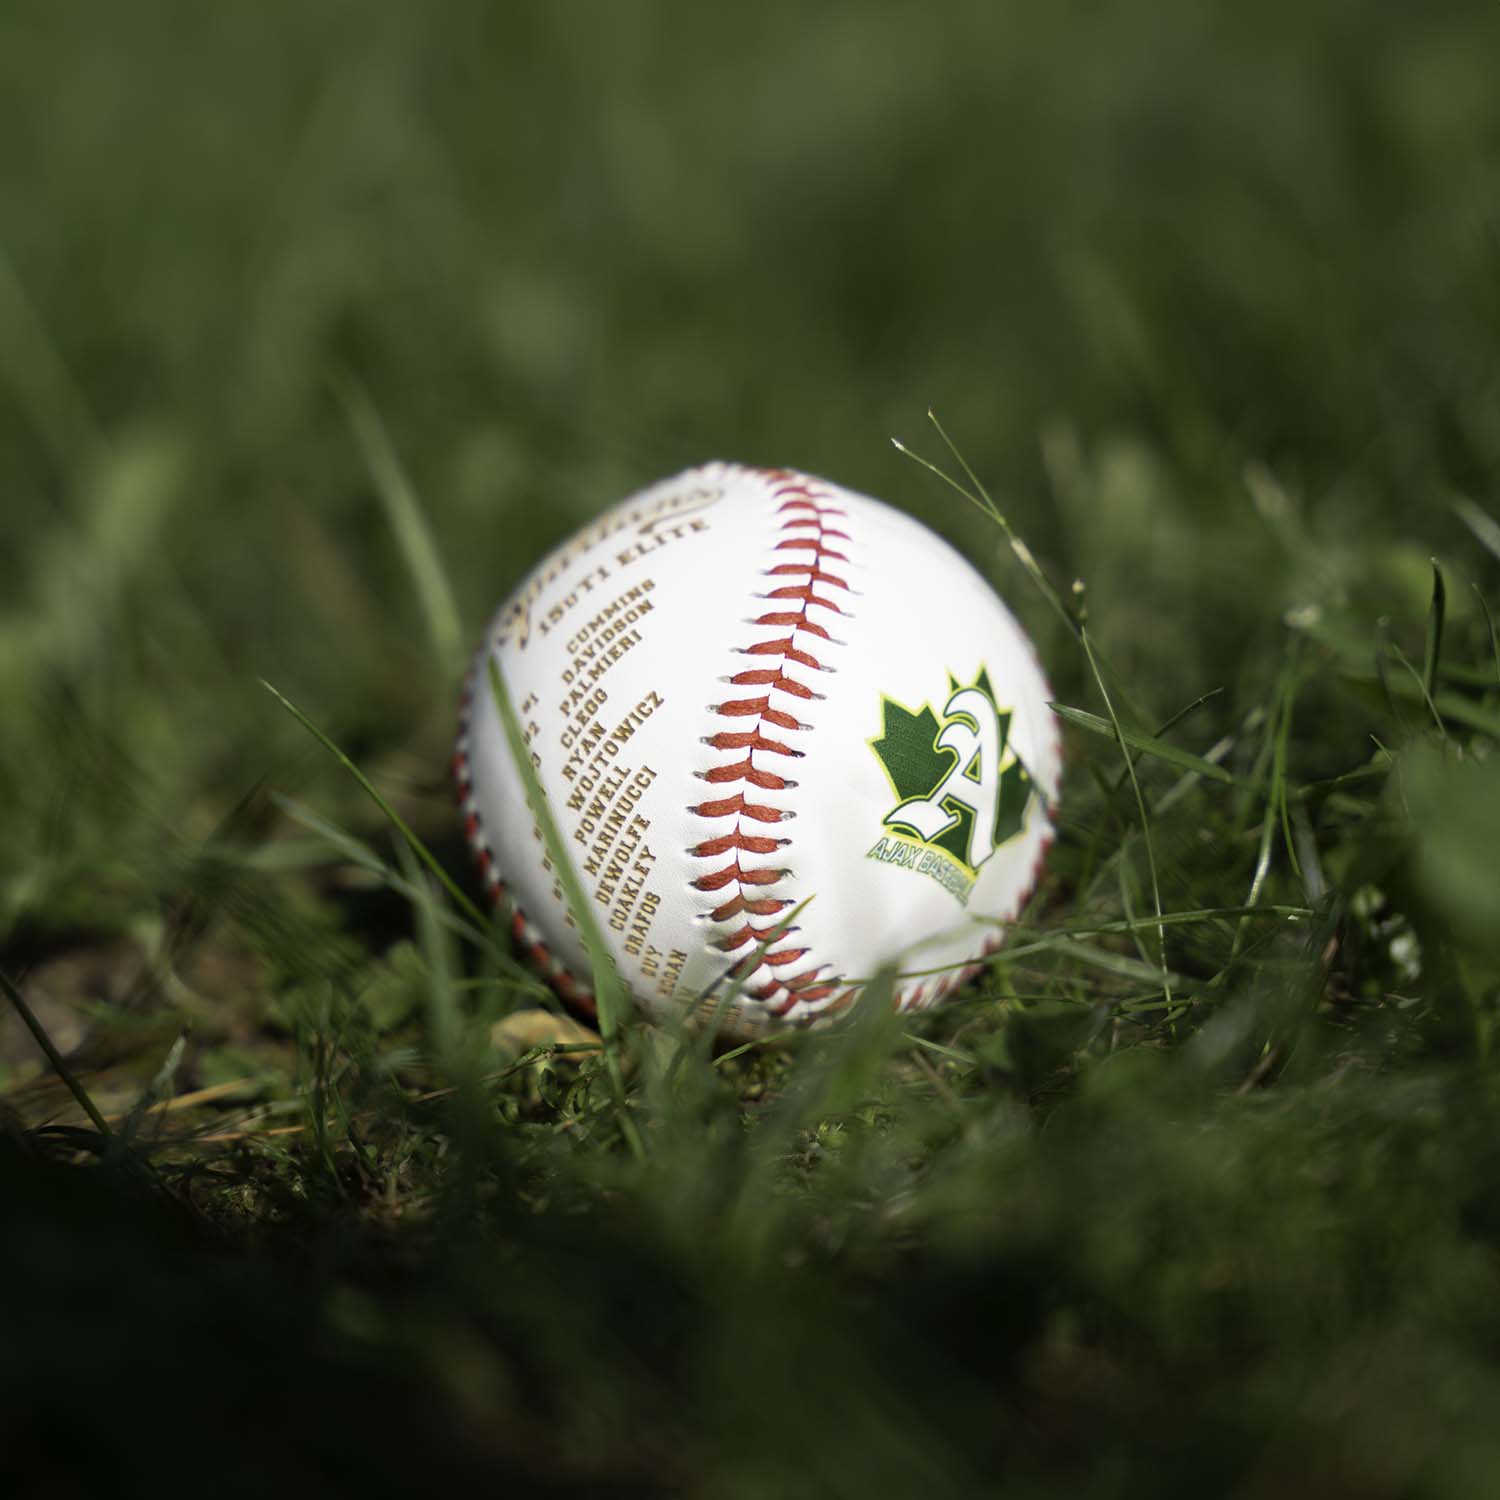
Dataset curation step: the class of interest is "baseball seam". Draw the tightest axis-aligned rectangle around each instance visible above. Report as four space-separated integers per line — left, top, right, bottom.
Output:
453 671 598 1017
687 470 854 1018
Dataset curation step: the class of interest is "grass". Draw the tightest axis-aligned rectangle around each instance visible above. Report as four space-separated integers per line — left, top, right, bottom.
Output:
6 3 1500 1496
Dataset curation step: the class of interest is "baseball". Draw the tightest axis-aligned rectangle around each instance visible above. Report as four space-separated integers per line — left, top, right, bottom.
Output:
456 462 1061 1035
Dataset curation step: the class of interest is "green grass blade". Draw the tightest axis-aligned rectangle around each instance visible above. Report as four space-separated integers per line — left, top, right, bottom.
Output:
726 966 902 1264
398 840 463 1070
1475 585 1500 692
892 432 1080 641
1080 625 1172 1011
1453 495 1500 563
334 371 465 677
0 968 114 1143
271 792 542 989
660 896 814 1093
1050 703 1238 784
1271 657 1305 885
844 903 1312 987
118 1031 188 1148
908 412 1157 729
259 679 490 933
1423 558 1447 703
904 1032 978 1069
1145 687 1225 744
1346 672 1500 740
928 409 1082 630
485 655 644 1160
1387 641 1447 740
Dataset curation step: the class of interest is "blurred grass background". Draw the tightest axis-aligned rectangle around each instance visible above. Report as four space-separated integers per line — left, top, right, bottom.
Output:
6 2 1500 1497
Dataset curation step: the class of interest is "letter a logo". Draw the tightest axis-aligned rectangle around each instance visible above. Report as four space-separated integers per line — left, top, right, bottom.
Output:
868 669 1034 879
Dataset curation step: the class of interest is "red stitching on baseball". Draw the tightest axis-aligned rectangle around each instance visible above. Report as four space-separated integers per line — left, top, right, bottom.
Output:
692 861 787 892
718 925 808 962
713 700 805 729
750 612 834 641
726 670 817 697
765 564 848 588
703 729 803 757
739 638 823 669
452 660 599 1020
694 792 790 822
789 983 837 1003
775 538 849 561
709 894 791 922
762 584 847 612
780 523 851 543
690 471 853 1012
699 759 792 789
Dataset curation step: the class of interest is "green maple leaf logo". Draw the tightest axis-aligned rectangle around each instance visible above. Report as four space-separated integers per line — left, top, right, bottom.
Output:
870 699 950 803
869 669 1034 876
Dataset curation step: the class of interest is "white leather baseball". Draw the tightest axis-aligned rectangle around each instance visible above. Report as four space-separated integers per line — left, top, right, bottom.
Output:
456 462 1061 1035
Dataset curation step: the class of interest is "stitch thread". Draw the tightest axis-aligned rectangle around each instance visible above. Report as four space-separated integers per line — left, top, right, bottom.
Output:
688 471 854 1015
452 681 598 1018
